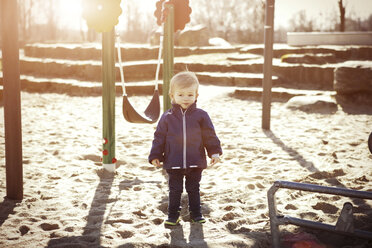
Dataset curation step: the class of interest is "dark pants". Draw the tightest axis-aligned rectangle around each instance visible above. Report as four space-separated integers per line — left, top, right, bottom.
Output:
166 168 203 219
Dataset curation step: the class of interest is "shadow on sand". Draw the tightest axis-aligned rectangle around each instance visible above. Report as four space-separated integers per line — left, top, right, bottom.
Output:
264 129 372 247
167 223 209 248
264 130 319 173
0 197 20 227
46 169 115 247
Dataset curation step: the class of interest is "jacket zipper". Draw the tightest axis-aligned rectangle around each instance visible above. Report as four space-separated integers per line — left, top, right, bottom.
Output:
182 108 187 169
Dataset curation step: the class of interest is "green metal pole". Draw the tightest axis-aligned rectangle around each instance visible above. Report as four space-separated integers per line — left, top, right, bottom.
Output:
102 29 116 172
1 0 23 200
162 4 174 112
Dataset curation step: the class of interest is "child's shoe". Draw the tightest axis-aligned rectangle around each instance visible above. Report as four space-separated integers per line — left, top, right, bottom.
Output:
164 216 181 226
191 216 206 224
165 209 181 226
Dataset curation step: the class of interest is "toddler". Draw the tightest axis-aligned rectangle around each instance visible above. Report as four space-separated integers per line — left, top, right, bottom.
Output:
149 71 222 226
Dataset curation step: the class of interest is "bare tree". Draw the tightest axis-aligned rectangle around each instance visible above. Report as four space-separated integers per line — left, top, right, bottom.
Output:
368 14 372 31
17 0 60 43
119 0 157 43
18 0 35 45
289 10 314 32
338 0 346 31
45 1 59 41
190 0 265 43
248 0 265 42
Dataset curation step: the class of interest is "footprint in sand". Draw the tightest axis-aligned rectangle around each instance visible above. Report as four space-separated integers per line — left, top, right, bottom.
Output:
152 218 163 225
246 184 255 190
132 210 147 219
117 230 134 239
222 212 241 221
23 159 31 164
105 219 134 225
312 202 339 214
256 182 265 189
348 141 361 147
48 176 61 180
19 225 30 236
300 212 318 219
25 198 38 203
226 221 238 232
27 217 39 223
223 205 235 211
17 212 30 218
225 219 248 233
285 204 298 210
262 149 272 154
64 226 74 232
39 222 60 231
133 186 142 191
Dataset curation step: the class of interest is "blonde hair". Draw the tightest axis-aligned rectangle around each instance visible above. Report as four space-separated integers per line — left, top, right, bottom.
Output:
169 71 199 95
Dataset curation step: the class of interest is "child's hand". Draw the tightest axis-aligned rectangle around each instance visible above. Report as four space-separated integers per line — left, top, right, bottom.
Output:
151 159 162 168
210 154 221 166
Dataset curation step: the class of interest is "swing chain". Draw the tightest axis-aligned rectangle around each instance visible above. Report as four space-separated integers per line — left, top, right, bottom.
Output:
115 31 162 95
115 33 126 96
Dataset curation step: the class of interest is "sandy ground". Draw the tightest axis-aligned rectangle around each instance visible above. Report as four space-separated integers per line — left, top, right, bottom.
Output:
0 85 371 248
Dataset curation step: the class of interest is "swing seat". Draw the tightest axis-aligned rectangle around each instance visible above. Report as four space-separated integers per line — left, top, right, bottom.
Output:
122 89 160 124
116 29 162 124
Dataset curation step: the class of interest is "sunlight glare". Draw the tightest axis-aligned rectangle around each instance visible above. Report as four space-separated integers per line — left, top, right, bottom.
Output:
56 0 83 30
54 0 372 32
55 0 157 32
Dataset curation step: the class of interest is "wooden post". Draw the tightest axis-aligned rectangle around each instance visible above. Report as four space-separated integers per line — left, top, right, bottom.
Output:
162 3 174 112
1 0 23 200
101 29 116 172
262 0 275 130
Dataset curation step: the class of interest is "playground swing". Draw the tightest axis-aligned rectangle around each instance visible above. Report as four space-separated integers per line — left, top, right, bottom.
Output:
116 0 191 124
116 34 162 124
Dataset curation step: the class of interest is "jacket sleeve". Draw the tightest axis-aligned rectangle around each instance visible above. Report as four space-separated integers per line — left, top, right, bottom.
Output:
201 112 222 158
148 114 167 164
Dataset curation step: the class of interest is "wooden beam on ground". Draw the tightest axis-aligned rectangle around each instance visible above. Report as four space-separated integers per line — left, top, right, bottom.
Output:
1 0 23 200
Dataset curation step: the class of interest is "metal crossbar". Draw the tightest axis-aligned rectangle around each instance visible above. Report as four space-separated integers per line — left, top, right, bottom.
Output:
267 180 372 247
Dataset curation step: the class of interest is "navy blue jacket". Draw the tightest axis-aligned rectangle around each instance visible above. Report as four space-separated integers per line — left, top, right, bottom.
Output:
148 102 222 169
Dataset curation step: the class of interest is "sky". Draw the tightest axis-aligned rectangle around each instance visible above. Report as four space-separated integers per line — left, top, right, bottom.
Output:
56 0 372 30
275 0 372 27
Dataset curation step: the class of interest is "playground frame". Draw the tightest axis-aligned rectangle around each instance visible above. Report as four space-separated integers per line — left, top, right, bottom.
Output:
1 0 23 200
268 180 372 247
0 0 279 199
262 0 275 130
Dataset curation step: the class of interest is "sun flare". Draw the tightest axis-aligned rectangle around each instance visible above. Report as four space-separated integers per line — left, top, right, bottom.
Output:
55 0 83 29
55 0 156 30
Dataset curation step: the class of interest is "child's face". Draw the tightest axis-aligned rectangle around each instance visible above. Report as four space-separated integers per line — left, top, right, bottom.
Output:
170 84 198 109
